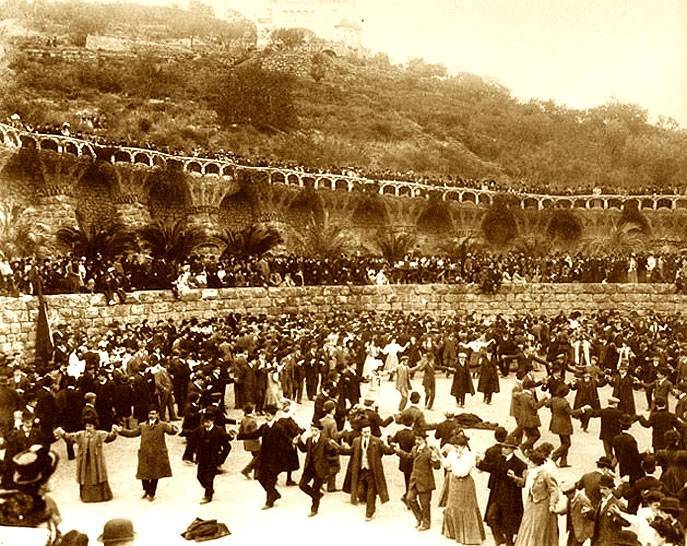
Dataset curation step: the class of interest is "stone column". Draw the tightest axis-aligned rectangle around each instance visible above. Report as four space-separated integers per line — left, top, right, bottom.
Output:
186 176 239 234
34 151 91 233
383 196 428 234
447 202 487 238
250 182 299 227
319 191 361 228
112 164 154 228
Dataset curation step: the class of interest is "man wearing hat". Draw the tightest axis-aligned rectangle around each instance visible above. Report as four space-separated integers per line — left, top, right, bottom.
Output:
320 399 343 492
482 438 526 546
186 409 232 503
560 481 594 546
98 518 136 545
115 406 178 501
394 430 440 531
340 422 396 521
589 396 623 461
592 473 631 546
2 411 46 488
236 404 289 509
637 397 684 451
576 456 616 510
612 414 644 483
296 419 337 516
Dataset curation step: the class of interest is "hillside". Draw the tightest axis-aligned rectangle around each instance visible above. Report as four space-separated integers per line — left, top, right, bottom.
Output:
1 0 686 192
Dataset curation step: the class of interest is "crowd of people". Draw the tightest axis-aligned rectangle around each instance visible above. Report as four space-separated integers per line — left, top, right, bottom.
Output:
2 307 687 544
4 115 685 198
3 250 687 299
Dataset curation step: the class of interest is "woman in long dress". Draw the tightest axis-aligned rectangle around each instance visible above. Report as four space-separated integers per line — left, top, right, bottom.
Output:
438 435 485 545
514 448 560 546
656 430 687 495
263 359 284 408
362 341 384 398
55 416 118 502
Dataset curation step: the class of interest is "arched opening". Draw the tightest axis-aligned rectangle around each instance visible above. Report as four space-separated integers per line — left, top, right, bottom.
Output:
444 191 460 202
20 135 37 149
676 200 687 210
205 163 220 176
641 198 654 210
81 145 96 160
221 166 233 178
302 176 315 189
272 172 286 184
573 199 587 209
607 198 622 210
477 193 492 206
335 179 348 191
187 161 202 174
64 142 79 156
523 198 539 209
114 150 131 163
40 139 59 152
398 186 412 198
382 185 396 196
152 155 166 168
462 192 477 205
657 198 673 210
555 200 572 209
134 153 151 166
541 199 553 209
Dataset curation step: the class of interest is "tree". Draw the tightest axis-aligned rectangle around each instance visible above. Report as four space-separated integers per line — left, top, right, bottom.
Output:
579 220 647 256
209 65 298 131
270 28 308 48
217 224 283 258
56 212 137 260
295 210 350 257
0 203 53 259
138 219 209 263
375 229 416 264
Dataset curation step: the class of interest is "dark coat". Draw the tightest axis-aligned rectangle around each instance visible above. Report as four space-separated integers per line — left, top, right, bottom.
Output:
476 442 505 512
486 453 527 536
612 431 644 482
591 495 635 546
341 435 394 504
572 378 602 410
118 420 177 480
547 396 575 436
477 355 499 395
450 361 474 398
612 375 637 415
55 387 82 432
297 434 337 480
35 387 58 435
398 445 439 493
188 425 231 472
576 470 605 509
638 409 682 450
237 421 290 478
590 406 623 441
276 416 304 472
434 418 459 447
390 428 416 474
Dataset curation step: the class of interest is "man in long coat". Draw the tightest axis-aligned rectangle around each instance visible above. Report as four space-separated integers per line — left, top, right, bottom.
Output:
612 414 643 483
479 439 526 546
296 419 337 516
340 422 395 520
236 404 289 509
116 406 178 501
186 410 232 503
589 397 623 460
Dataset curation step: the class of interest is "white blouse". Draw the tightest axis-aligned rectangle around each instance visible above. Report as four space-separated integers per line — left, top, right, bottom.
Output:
445 448 475 478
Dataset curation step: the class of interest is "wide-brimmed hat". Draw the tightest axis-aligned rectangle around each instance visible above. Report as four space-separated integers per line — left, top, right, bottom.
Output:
13 446 59 486
500 440 519 450
98 518 136 544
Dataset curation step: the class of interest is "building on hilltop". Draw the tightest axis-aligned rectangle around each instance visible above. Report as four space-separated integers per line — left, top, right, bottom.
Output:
254 0 364 52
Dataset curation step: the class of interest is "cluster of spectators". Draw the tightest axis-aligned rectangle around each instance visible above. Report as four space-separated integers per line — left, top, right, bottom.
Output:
4 116 685 197
2 250 687 299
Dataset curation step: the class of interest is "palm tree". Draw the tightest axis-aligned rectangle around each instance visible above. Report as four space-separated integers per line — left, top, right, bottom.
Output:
138 219 210 263
440 233 484 260
0 203 53 258
56 211 138 260
579 221 647 256
216 223 283 259
510 234 553 257
375 229 417 264
295 210 351 258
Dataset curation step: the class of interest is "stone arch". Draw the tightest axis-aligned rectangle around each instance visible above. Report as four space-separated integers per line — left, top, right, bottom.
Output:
555 199 572 209
462 192 477 205
272 172 286 184
113 150 131 163
335 179 349 191
205 163 220 176
64 141 79 156
20 135 37 149
477 193 492 206
287 188 324 226
351 195 389 228
301 176 315 189
398 186 413 198
287 173 301 186
417 200 453 234
657 198 673 210
573 199 587 209
221 165 234 178
133 152 151 166
81 144 97 160
522 197 539 209
381 185 396 196
676 199 687 210
187 161 203 175
147 167 191 217
541 199 553 209
641 198 654 210
607 198 622 210
546 209 582 245
40 138 59 152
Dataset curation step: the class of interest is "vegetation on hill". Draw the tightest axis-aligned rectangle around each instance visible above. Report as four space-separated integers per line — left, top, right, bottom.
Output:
1 0 686 191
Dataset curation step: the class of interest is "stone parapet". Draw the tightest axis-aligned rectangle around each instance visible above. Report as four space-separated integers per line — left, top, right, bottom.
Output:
1 284 685 358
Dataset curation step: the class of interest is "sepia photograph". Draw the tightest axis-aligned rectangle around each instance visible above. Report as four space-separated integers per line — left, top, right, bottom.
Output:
0 0 686 545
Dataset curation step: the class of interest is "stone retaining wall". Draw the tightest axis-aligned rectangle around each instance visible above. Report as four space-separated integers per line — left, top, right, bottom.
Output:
1 284 685 357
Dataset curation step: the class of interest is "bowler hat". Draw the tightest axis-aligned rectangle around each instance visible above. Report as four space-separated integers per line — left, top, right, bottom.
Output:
598 474 615 489
596 456 614 469
500 440 519 450
98 518 136 544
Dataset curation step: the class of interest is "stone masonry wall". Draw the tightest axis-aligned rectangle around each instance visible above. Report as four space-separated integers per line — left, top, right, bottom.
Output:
2 284 687 358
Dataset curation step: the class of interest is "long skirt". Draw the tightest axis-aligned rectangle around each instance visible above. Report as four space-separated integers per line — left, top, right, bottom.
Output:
80 481 113 503
514 497 558 546
442 474 485 544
